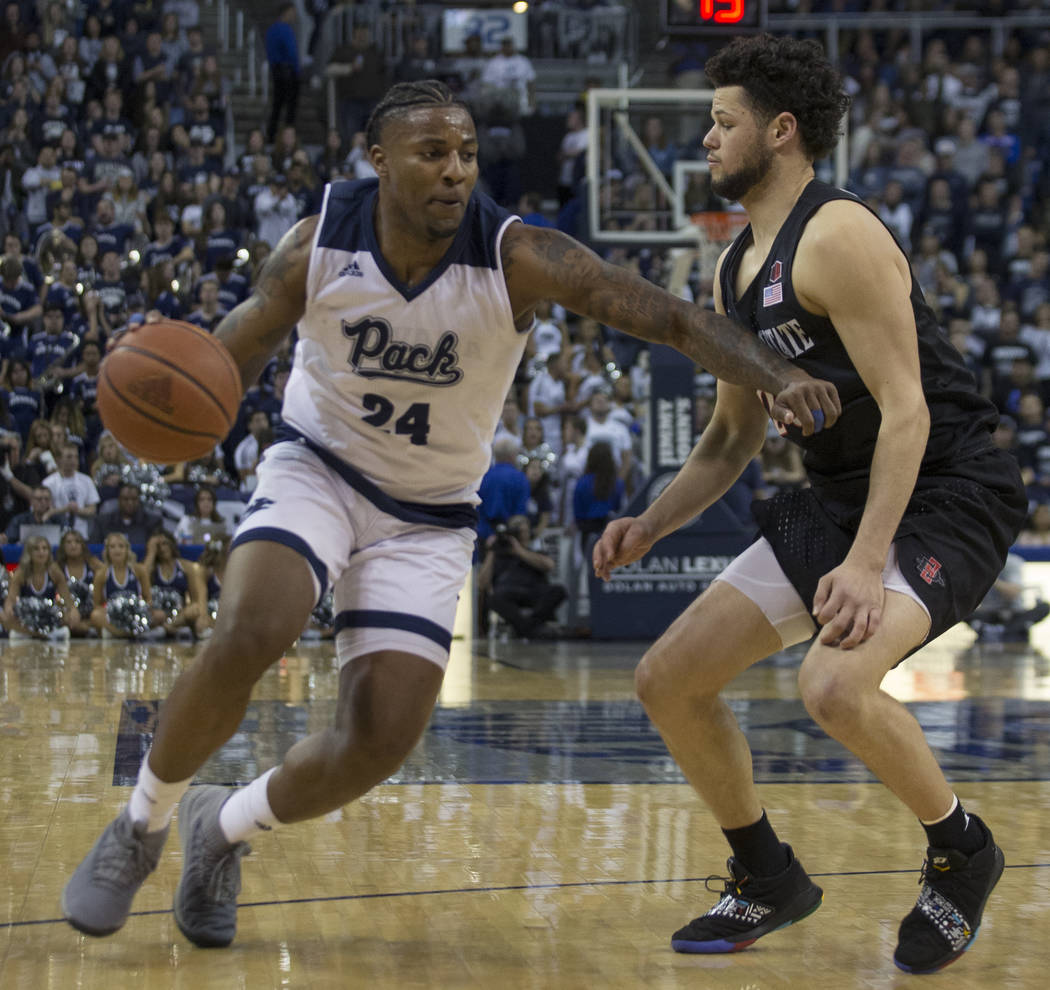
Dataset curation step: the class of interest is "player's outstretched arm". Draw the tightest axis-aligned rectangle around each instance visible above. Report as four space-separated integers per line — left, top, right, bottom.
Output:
501 224 840 435
214 215 317 393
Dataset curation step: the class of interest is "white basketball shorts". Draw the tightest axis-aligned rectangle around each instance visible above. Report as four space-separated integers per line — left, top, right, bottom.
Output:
231 440 476 669
715 536 930 648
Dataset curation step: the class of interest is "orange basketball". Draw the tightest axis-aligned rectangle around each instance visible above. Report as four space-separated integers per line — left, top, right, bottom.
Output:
97 319 242 464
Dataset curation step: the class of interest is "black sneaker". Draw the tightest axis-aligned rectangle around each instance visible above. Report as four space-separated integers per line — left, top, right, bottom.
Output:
893 814 1004 974
671 845 823 953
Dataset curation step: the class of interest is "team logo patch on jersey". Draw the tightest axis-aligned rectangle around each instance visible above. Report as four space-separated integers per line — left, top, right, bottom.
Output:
338 258 364 278
769 260 783 282
242 496 275 518
343 317 463 386
916 554 946 587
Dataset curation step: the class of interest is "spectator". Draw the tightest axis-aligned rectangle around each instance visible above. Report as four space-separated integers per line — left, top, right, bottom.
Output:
162 12 189 79
28 301 78 387
199 201 240 271
90 430 132 490
142 211 192 268
233 408 271 491
202 255 248 313
583 390 633 480
393 35 438 85
133 29 172 106
519 415 555 468
0 257 42 343
524 456 553 538
477 434 529 543
42 442 99 538
90 198 134 257
173 484 229 545
327 24 388 143
480 35 535 118
517 191 552 229
980 307 1037 403
253 173 298 252
531 299 566 358
21 143 62 231
23 418 57 476
877 179 913 253
475 81 525 208
174 92 224 161
93 481 163 544
492 392 523 448
556 108 588 207
265 2 301 143
478 514 567 640
78 13 104 72
85 34 132 105
4 365 44 441
0 1 28 66
573 440 625 552
185 277 227 333
2 233 44 296
3 484 59 544
527 349 574 456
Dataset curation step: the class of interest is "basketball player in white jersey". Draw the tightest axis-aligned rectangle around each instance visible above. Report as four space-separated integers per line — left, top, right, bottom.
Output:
62 80 839 948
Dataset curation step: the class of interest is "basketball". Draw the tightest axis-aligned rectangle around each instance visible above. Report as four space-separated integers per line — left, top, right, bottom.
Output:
97 319 242 464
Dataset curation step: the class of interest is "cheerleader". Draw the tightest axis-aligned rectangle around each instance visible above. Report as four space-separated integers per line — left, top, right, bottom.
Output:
90 532 154 639
2 536 74 640
56 529 103 637
143 532 209 638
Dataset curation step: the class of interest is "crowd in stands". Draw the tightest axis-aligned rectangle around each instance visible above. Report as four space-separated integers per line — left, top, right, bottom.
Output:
4 1 1050 639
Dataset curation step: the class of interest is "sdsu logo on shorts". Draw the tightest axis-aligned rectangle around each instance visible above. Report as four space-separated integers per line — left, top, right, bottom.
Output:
915 554 946 587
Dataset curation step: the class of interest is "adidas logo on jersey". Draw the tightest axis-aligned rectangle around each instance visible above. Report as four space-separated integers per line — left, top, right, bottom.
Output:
338 258 364 278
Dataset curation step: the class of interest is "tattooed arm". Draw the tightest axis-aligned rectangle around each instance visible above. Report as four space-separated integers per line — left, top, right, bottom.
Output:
502 223 840 433
213 216 316 392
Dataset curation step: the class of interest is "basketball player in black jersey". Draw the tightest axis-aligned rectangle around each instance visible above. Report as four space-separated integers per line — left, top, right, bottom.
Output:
595 36 1026 974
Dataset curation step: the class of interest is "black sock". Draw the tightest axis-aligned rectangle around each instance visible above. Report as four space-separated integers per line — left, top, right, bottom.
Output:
722 811 790 877
922 799 983 855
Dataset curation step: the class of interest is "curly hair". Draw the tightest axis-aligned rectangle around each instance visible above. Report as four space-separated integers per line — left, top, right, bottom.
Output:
704 35 850 161
365 79 470 149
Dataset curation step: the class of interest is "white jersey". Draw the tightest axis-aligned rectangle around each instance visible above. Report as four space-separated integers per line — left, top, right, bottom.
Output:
283 178 528 510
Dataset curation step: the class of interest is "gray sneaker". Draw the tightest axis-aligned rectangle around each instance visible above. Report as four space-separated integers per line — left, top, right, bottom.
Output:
173 785 250 948
62 810 169 936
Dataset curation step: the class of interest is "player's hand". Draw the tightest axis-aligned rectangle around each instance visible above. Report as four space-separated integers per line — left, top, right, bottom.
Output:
812 559 885 648
768 373 841 437
593 516 657 581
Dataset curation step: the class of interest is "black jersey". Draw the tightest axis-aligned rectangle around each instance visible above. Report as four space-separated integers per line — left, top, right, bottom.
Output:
719 180 1026 648
719 180 998 484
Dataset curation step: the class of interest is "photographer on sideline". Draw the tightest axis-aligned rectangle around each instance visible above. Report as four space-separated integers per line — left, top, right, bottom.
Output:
478 514 567 640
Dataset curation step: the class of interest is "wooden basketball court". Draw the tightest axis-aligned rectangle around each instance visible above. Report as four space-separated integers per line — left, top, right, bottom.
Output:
1 620 1047 988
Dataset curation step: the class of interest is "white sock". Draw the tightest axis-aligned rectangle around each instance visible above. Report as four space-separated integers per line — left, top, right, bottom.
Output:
127 756 192 833
218 768 282 844
920 794 959 826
